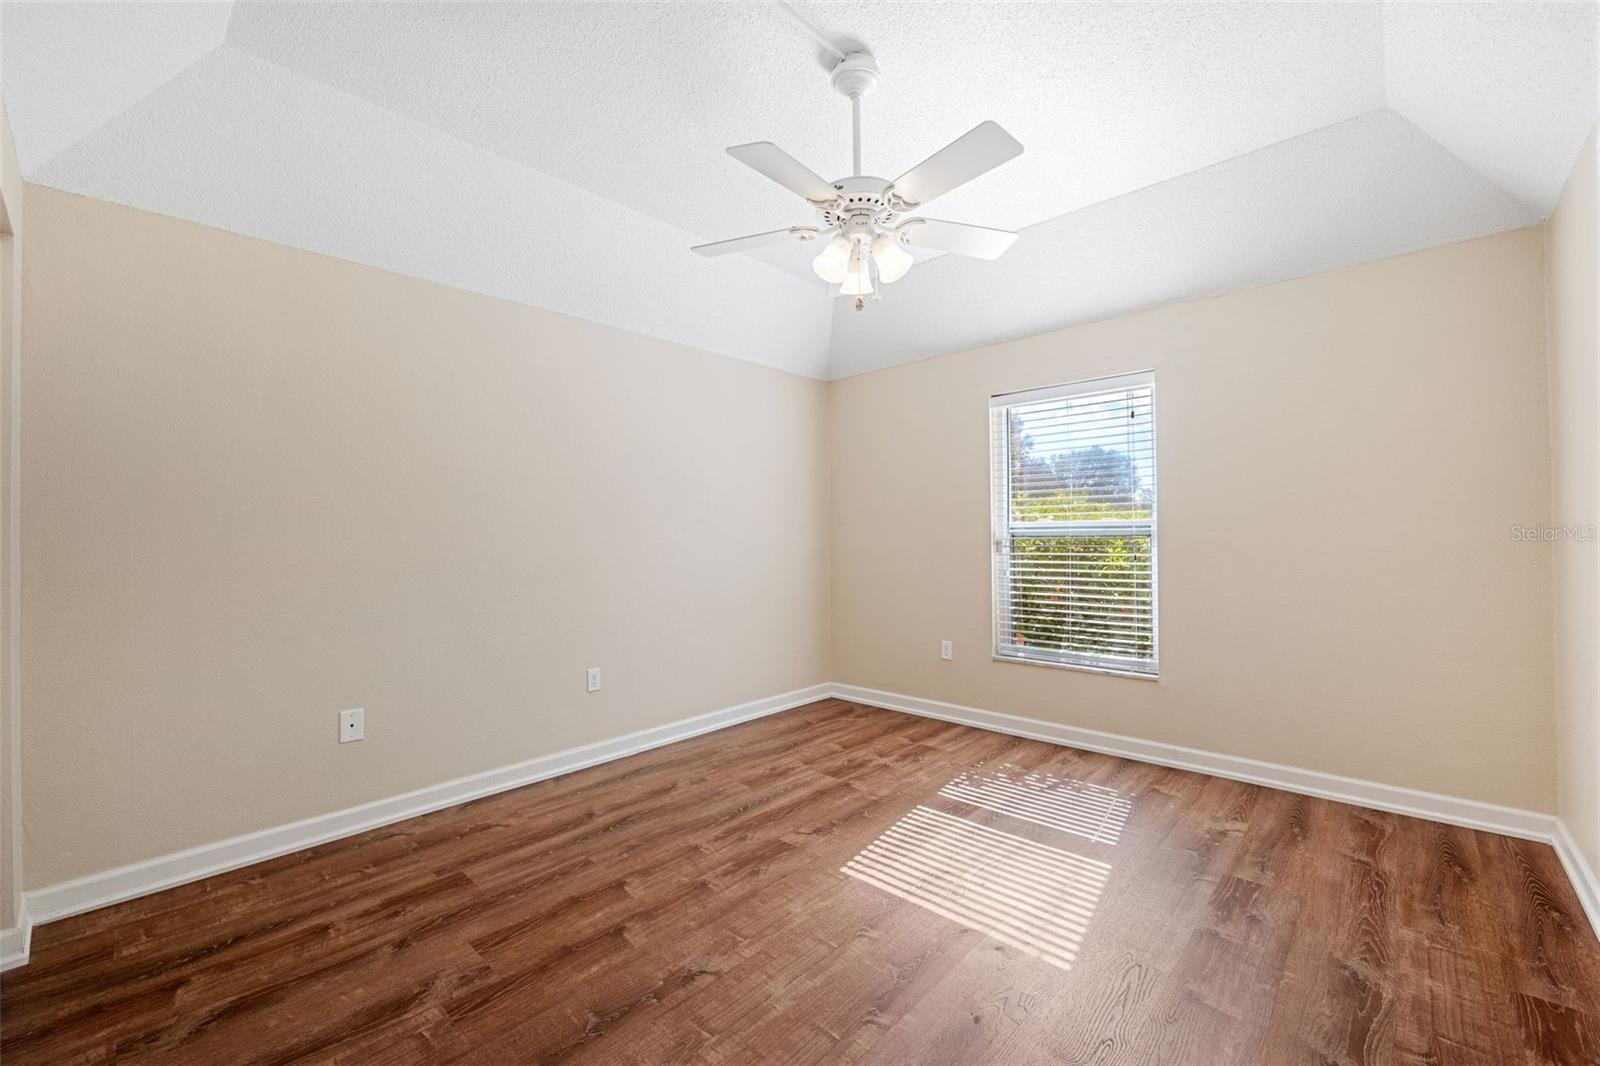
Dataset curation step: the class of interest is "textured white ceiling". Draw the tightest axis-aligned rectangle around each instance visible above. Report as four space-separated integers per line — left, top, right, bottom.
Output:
29 44 832 377
828 108 1541 375
2 1 1595 378
1383 1 1597 212
0 0 230 166
224 1 1387 240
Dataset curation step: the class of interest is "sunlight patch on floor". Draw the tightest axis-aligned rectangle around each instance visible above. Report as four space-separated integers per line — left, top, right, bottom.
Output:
938 767 1132 843
842 805 1111 970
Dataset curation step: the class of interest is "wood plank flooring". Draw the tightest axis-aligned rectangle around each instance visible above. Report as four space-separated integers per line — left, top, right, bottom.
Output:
2 698 1597 1064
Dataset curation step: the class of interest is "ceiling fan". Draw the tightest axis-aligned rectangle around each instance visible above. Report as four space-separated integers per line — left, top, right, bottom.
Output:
691 51 1023 310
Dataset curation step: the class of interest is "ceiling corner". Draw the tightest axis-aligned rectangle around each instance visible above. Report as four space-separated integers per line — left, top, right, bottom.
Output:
0 0 233 175
1379 0 1597 216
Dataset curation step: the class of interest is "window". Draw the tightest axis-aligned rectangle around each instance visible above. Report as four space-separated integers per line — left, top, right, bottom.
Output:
990 373 1157 677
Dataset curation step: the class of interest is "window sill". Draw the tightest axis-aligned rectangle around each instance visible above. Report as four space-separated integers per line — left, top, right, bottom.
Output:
991 654 1159 682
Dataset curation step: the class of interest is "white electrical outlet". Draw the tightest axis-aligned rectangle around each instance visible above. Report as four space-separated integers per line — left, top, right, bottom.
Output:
940 640 953 661
586 667 602 693
339 708 365 743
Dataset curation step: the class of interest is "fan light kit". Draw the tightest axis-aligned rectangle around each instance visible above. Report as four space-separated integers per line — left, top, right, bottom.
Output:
692 48 1024 310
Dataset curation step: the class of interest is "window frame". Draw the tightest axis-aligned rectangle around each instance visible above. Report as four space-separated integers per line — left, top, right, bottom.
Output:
989 371 1159 680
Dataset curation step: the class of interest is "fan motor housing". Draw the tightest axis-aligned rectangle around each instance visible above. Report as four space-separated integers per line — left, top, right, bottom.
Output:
819 175 897 228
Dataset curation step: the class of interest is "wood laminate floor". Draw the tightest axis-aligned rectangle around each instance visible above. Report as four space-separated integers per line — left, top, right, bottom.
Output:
2 699 1597 1064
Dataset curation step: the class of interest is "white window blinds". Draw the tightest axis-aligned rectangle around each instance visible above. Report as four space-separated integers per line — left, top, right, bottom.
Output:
990 373 1157 677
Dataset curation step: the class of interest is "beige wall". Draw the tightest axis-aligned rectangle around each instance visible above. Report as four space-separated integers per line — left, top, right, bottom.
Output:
12 179 1573 896
1 102 23 933
1547 129 1600 874
831 227 1554 812
20 186 831 889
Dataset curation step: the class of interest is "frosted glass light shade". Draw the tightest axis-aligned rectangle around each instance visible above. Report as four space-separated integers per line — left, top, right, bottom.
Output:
811 235 852 284
872 235 913 283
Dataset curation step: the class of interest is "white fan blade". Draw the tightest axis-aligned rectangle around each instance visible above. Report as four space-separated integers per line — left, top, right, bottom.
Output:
727 142 838 203
900 218 1018 260
692 227 818 257
892 121 1023 207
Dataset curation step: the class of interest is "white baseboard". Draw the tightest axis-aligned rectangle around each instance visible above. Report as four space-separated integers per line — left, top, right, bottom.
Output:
1553 818 1600 941
828 683 1559 842
23 683 833 929
838 681 1599 942
11 680 1597 970
0 893 30 972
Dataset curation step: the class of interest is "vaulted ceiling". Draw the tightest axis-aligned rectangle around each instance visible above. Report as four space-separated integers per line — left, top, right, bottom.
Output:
2 1 1594 378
